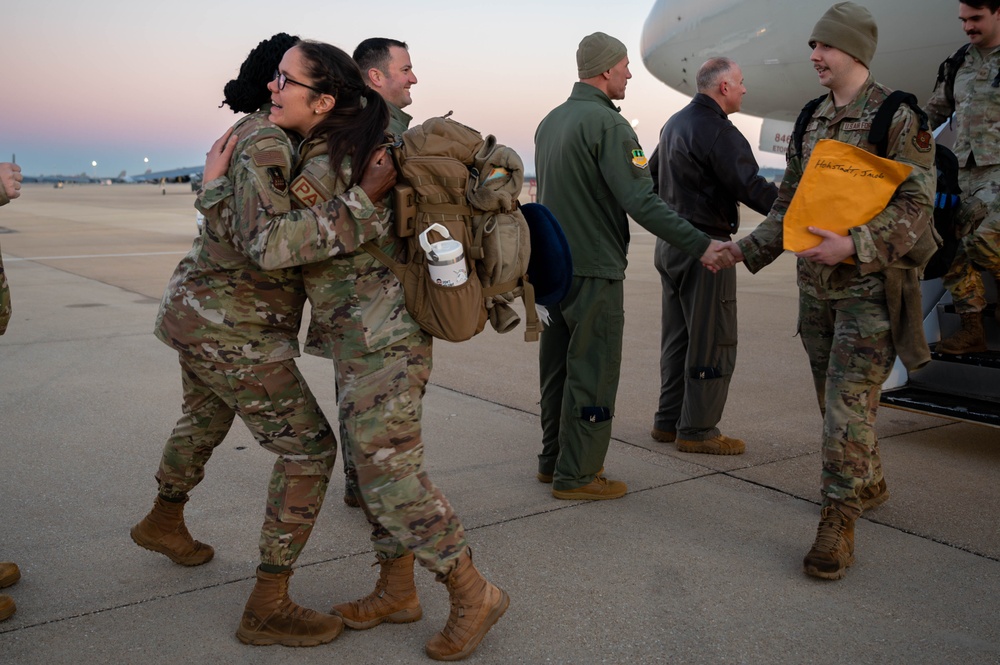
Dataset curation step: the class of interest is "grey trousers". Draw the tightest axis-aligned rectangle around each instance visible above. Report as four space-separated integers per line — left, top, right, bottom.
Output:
653 238 737 440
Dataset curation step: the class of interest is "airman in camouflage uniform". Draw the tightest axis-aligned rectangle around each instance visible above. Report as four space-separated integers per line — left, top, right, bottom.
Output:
0 160 23 623
134 101 389 646
731 2 936 580
925 0 1000 354
199 40 508 659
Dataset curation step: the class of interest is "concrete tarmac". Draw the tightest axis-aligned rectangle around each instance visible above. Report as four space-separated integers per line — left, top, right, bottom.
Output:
0 183 998 664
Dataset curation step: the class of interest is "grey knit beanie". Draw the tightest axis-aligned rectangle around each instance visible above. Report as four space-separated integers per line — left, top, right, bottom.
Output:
577 32 627 79
809 2 878 68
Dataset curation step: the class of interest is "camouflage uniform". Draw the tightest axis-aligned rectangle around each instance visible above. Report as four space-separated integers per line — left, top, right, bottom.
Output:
0 179 12 335
737 76 935 517
156 109 382 568
925 43 1000 313
200 144 468 577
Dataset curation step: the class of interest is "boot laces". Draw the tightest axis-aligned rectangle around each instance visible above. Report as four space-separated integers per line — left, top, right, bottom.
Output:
813 509 847 553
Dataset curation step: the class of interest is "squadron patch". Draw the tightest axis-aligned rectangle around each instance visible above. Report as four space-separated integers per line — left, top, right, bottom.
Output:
913 130 933 153
266 167 288 195
631 149 648 169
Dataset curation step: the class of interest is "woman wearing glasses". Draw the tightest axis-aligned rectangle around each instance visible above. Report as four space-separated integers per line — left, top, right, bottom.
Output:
200 40 508 661
132 34 394 648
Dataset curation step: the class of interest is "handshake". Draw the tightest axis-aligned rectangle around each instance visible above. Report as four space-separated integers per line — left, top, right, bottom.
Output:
699 239 744 273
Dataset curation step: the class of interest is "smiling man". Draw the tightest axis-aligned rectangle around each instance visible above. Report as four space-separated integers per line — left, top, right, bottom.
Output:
354 38 418 135
924 0 1000 354
724 2 937 581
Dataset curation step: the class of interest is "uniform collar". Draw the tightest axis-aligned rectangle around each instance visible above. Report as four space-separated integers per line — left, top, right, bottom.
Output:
570 81 621 112
388 102 412 130
816 72 876 122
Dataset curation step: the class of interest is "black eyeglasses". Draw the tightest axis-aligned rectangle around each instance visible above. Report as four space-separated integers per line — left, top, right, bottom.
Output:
273 70 324 94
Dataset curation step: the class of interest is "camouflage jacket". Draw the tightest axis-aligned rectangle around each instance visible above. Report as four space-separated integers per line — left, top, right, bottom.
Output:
197 147 387 273
925 43 1000 167
154 110 307 364
0 184 9 335
737 76 935 300
291 138 417 360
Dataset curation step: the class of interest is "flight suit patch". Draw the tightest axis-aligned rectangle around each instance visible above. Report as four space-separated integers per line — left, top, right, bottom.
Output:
630 149 648 169
267 167 288 195
912 130 932 153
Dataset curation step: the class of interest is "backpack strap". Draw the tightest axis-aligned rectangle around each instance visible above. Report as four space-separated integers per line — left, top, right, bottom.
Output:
934 43 972 110
792 95 827 157
361 240 406 283
867 90 929 158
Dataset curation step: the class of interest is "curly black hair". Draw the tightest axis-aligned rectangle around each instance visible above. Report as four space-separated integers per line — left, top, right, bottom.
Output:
221 33 300 113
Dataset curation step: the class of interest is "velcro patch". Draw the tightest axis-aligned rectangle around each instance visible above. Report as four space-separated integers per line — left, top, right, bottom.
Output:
842 121 871 132
581 406 612 423
290 173 321 207
913 130 932 153
267 167 288 195
253 149 287 168
631 149 648 169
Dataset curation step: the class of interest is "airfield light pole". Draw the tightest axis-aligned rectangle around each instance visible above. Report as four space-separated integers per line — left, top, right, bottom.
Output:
91 160 97 181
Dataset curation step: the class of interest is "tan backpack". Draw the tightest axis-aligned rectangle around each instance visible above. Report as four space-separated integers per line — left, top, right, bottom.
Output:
363 115 539 342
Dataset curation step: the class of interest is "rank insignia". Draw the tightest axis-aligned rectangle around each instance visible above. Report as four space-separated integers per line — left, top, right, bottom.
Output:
267 167 288 195
631 149 648 169
913 130 932 153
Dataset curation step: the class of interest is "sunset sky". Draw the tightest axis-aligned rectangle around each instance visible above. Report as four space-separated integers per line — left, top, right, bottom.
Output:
3 0 787 178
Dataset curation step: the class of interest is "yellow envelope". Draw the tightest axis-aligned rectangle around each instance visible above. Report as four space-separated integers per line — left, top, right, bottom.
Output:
783 138 913 253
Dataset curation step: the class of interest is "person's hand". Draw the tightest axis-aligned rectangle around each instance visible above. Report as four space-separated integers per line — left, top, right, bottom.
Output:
203 128 237 182
699 239 736 273
359 148 397 202
0 162 23 201
720 240 744 263
795 226 855 265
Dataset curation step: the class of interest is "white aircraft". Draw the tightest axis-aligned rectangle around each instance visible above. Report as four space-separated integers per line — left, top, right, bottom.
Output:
641 0 1000 428
641 0 962 155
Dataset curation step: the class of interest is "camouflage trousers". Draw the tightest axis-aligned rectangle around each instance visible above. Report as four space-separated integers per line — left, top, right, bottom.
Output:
156 355 336 568
944 164 1000 314
798 293 895 519
336 329 467 578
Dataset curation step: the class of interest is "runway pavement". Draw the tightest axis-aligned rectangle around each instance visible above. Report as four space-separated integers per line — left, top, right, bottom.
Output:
0 183 997 664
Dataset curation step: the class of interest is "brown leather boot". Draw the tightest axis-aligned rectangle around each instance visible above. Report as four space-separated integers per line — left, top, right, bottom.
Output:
425 550 509 661
330 553 422 629
130 496 214 566
938 312 987 354
0 562 20 589
236 568 343 647
0 594 14 622
803 505 856 580
859 478 890 511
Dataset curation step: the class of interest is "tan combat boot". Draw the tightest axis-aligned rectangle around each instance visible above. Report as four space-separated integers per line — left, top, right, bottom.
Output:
330 553 422 629
130 496 214 566
859 478 890 511
425 550 509 661
938 313 987 354
236 567 343 647
0 562 20 589
0 595 14 622
803 505 856 580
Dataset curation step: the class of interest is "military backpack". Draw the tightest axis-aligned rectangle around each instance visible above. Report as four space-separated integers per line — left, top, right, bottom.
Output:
363 115 539 343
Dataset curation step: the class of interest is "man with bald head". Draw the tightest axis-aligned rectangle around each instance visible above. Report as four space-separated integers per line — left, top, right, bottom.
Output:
649 57 777 457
